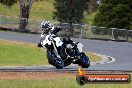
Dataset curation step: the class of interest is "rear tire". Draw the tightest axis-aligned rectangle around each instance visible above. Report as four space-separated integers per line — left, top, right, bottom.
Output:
78 52 90 68
47 51 64 69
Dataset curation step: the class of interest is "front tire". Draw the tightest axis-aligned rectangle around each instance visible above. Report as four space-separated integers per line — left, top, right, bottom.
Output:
47 51 64 69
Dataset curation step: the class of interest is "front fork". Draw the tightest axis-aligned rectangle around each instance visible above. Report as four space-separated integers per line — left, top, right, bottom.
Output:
51 41 61 58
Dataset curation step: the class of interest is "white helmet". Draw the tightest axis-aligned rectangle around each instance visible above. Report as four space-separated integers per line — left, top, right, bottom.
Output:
41 21 52 29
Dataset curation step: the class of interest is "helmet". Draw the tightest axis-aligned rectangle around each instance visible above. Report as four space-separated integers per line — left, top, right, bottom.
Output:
41 21 52 29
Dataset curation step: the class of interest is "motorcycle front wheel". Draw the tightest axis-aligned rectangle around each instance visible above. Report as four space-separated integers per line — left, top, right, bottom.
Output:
47 50 64 69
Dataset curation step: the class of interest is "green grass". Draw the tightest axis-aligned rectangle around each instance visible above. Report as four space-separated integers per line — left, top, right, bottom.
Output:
0 0 55 21
0 0 95 24
85 52 101 62
0 39 48 66
0 76 131 88
0 39 101 66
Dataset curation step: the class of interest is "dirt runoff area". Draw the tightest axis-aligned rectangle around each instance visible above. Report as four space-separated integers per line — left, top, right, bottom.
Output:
0 71 130 80
0 72 75 80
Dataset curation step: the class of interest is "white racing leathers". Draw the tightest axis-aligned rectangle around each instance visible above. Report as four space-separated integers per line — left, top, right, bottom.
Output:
41 34 63 48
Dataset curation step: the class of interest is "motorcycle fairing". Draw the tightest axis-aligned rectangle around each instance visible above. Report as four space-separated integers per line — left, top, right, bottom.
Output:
53 37 63 47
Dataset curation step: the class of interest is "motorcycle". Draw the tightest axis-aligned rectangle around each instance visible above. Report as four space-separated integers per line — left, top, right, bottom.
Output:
38 28 90 69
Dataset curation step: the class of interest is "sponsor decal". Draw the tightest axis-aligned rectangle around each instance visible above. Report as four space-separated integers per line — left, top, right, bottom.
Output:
76 67 131 85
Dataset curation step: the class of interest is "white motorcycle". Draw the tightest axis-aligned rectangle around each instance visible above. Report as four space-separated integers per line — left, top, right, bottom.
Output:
38 26 90 69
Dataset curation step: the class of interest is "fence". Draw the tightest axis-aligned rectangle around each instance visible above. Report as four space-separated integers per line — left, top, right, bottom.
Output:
0 15 132 42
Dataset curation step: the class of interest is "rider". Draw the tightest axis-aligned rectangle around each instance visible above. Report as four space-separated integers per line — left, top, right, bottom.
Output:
38 21 69 59
38 21 62 47
38 21 80 60
40 21 62 37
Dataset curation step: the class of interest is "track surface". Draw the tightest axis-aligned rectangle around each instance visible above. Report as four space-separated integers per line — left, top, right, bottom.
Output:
0 31 132 71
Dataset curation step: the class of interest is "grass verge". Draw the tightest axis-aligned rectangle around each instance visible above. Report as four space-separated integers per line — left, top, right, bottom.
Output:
0 0 95 24
0 39 102 66
0 0 55 20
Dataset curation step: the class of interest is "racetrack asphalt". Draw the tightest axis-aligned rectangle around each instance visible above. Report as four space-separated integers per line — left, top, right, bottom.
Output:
0 31 132 71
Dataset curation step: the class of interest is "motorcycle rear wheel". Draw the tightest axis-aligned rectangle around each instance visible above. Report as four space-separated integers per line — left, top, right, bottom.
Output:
78 52 90 68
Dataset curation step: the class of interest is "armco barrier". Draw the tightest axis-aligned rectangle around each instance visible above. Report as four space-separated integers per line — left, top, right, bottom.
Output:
0 15 132 42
